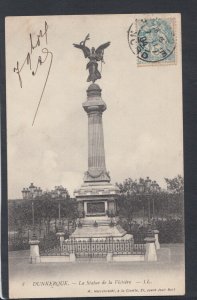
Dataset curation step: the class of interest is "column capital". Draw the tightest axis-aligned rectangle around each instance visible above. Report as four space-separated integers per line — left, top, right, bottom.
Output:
82 83 106 113
82 99 106 113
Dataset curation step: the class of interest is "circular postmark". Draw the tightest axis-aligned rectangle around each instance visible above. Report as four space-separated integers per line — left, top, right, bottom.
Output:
128 18 176 63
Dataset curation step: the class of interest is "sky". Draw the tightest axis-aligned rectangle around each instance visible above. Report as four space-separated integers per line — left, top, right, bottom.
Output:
5 14 183 199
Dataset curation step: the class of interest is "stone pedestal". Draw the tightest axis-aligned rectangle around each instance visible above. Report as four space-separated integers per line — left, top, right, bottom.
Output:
144 236 157 262
107 253 113 262
69 253 76 262
56 230 65 248
153 229 160 250
29 239 40 264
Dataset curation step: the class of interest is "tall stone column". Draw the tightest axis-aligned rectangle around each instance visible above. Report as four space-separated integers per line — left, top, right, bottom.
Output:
88 111 106 171
83 83 110 183
73 82 121 228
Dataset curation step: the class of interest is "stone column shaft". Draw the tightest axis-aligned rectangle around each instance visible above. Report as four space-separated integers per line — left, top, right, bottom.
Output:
82 84 110 182
88 111 106 171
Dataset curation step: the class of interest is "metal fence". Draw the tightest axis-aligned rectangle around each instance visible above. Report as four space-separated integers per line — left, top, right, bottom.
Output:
40 238 145 257
40 245 64 256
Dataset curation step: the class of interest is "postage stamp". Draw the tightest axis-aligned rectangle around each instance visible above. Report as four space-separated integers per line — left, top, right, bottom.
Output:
128 18 176 66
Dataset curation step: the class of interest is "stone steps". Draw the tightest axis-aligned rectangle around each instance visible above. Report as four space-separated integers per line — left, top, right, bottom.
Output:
71 224 126 238
80 216 117 227
82 219 111 223
81 221 112 226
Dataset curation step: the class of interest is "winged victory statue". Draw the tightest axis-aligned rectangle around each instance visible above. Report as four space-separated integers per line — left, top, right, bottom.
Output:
73 34 110 83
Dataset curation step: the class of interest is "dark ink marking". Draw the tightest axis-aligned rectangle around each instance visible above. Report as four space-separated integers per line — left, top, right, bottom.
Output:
13 21 53 126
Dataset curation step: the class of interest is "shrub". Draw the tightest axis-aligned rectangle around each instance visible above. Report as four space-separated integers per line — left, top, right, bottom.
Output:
120 218 184 244
39 231 59 251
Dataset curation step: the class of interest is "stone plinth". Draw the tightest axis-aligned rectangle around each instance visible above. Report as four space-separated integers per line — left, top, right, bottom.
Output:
69 253 76 262
144 236 157 262
29 239 40 264
71 223 130 240
153 229 160 250
107 253 113 262
56 229 65 247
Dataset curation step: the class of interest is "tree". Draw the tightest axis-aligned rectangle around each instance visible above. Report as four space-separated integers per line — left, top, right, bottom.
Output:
34 193 57 234
115 176 184 242
165 175 184 194
116 178 139 195
60 197 78 220
164 175 184 218
116 177 159 230
8 201 32 231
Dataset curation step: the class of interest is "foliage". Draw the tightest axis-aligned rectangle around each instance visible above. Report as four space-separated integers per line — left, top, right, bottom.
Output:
116 178 139 195
8 176 184 246
116 178 143 223
8 201 32 230
120 218 184 244
8 236 29 251
116 176 184 221
39 231 59 251
155 218 184 243
8 188 78 237
116 176 184 243
165 175 184 194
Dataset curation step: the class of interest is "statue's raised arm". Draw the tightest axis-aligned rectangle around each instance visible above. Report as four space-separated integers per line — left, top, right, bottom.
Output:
73 34 111 83
73 34 91 58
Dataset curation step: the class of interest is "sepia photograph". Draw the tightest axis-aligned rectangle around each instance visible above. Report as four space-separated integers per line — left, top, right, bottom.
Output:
6 13 184 298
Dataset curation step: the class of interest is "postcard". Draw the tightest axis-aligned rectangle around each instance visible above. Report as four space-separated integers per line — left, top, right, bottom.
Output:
6 13 184 298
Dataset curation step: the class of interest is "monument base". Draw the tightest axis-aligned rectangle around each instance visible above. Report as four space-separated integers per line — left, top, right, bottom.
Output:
71 216 130 240
73 179 128 240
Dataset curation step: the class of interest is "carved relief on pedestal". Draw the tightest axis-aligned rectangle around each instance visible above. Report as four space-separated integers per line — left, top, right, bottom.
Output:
84 170 110 182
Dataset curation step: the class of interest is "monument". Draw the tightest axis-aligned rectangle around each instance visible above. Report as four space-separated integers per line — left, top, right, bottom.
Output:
29 35 155 263
70 35 133 241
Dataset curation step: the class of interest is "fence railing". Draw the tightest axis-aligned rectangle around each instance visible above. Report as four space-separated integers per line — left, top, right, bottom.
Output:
59 238 145 256
40 238 146 256
40 245 64 256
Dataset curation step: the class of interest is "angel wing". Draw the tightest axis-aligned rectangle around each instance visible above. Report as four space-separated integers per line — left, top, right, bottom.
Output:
73 43 91 58
95 42 111 61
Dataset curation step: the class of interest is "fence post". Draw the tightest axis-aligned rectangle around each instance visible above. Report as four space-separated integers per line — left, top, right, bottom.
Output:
144 228 157 262
69 238 76 262
107 252 113 261
153 229 160 250
29 233 40 264
56 231 65 249
107 237 113 262
69 253 76 262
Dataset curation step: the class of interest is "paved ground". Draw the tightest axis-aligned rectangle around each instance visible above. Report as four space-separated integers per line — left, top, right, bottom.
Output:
9 244 185 298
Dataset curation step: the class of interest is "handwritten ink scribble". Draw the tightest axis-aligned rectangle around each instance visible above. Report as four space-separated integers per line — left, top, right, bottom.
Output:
13 21 53 126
